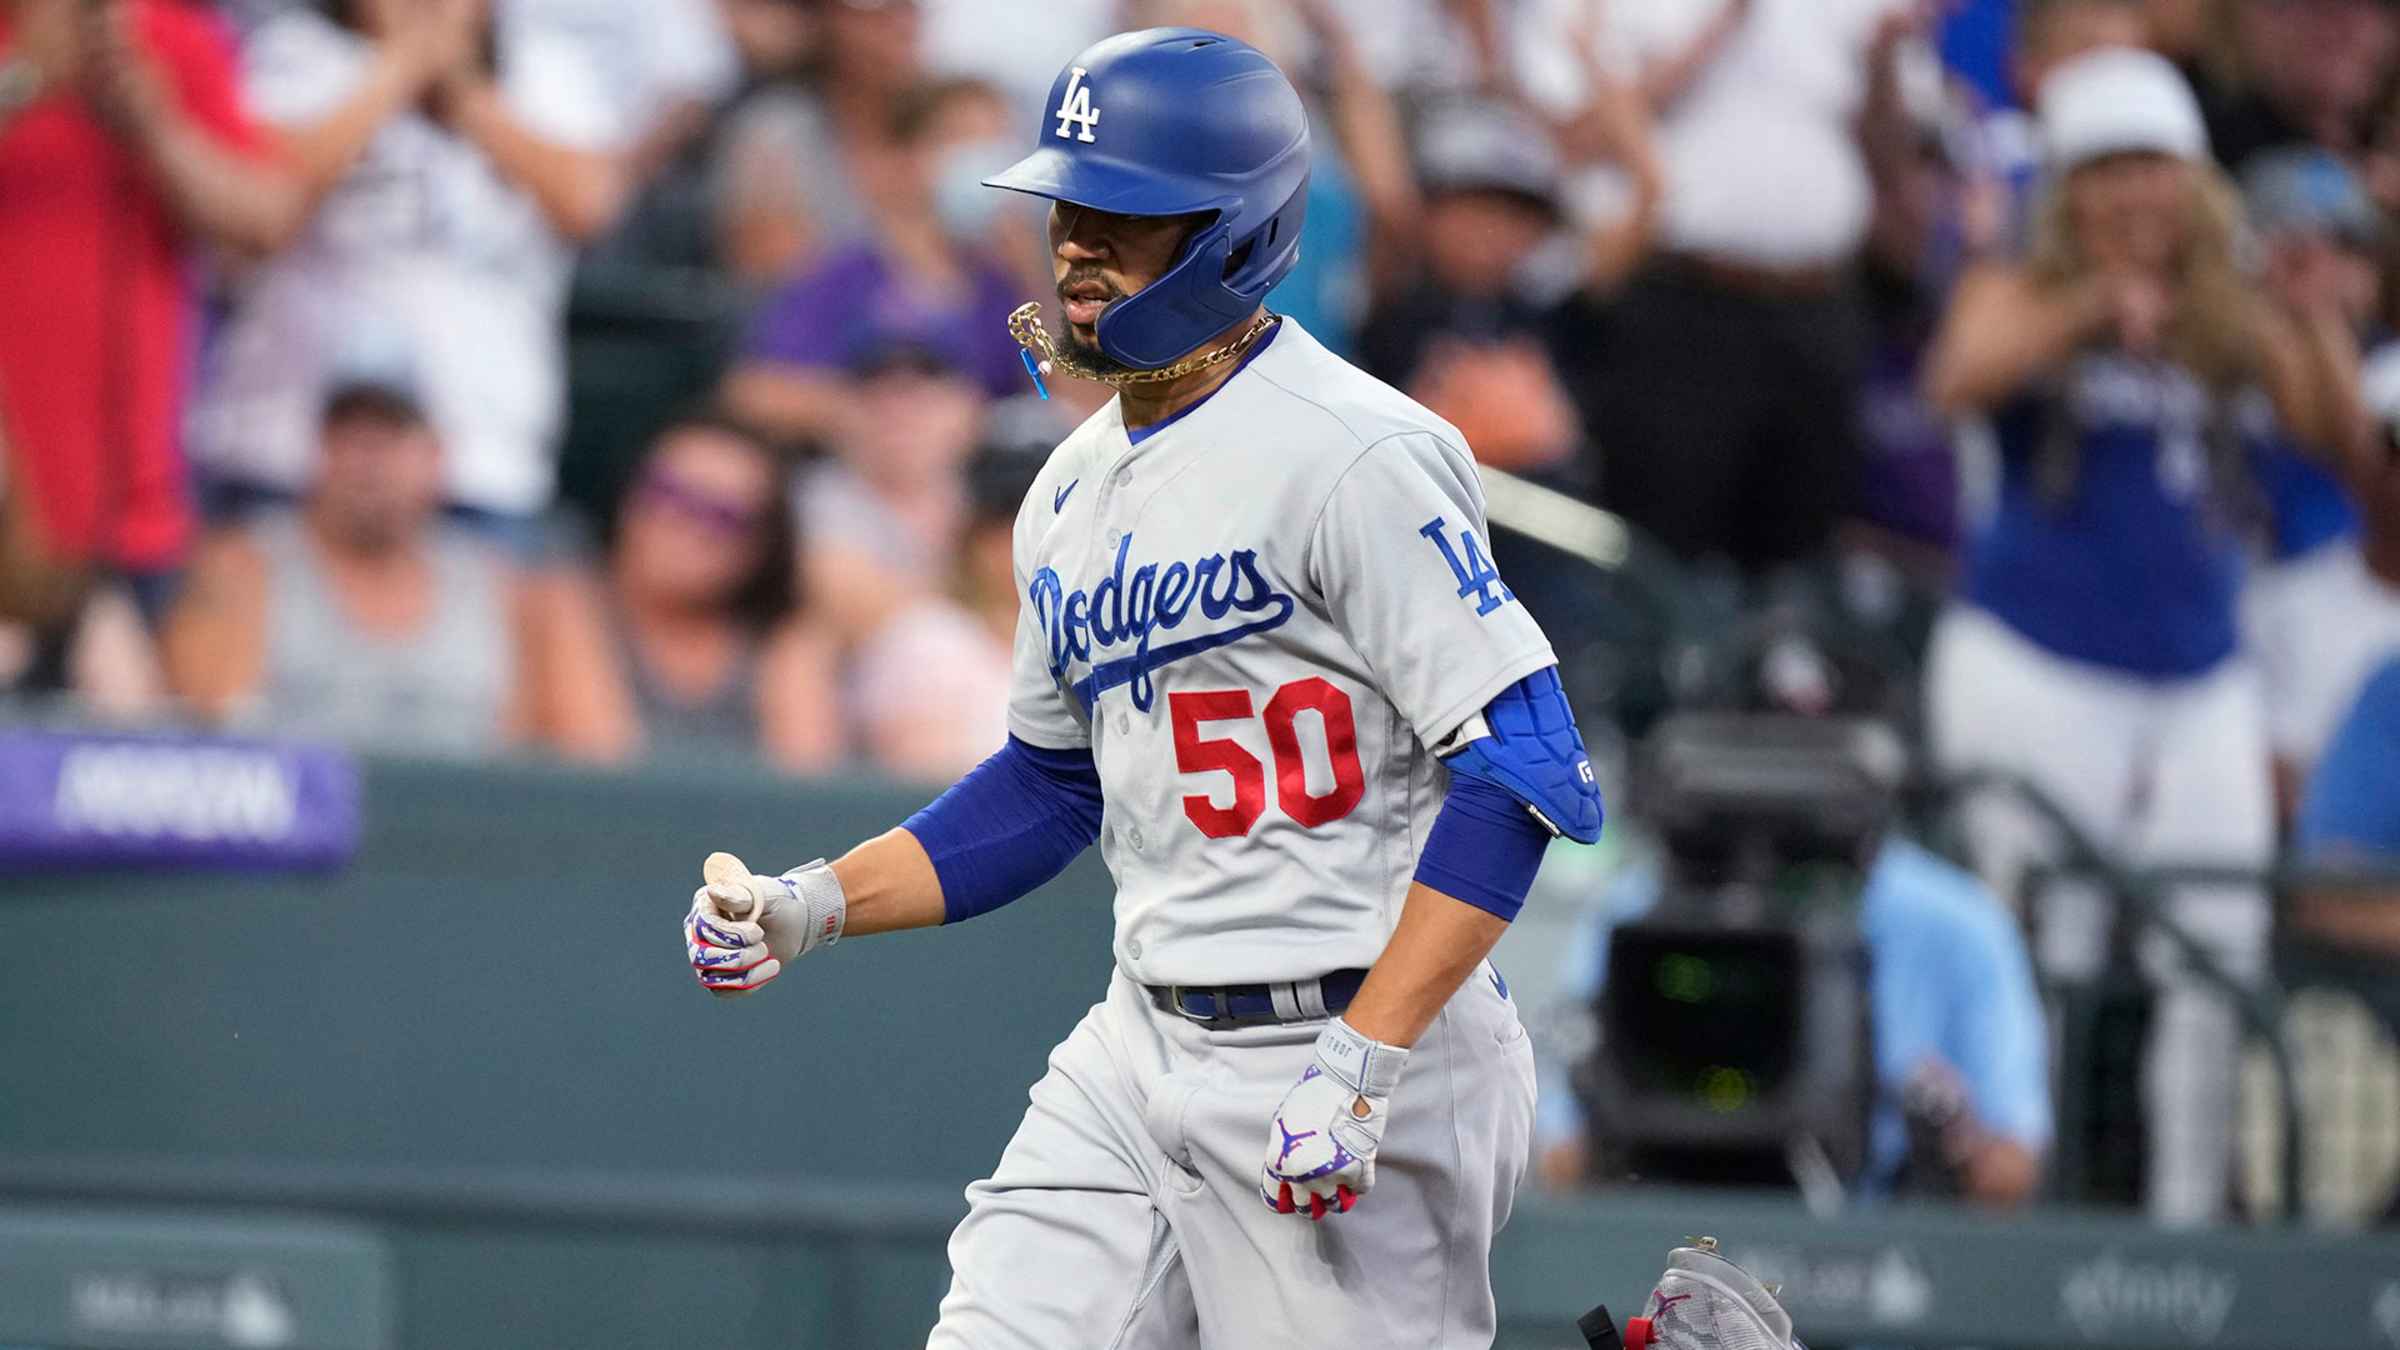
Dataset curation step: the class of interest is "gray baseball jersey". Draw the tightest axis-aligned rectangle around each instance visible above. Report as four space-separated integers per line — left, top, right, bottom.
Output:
1007 317 1557 986
933 315 1546 1349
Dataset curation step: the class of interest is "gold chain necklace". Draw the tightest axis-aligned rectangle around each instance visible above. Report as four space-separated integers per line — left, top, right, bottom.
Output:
1007 302 1279 389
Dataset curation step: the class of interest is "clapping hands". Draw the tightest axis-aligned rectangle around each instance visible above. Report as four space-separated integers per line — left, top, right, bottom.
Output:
354 0 488 95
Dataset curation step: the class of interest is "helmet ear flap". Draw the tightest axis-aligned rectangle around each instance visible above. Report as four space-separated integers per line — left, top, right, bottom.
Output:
1093 218 1242 368
1091 179 1305 369
1222 176 1308 302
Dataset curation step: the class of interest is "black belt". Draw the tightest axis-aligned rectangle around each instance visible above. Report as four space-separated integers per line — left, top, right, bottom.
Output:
1145 968 1369 1028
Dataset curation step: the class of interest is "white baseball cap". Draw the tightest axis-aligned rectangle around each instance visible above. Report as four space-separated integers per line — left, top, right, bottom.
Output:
2038 46 2211 171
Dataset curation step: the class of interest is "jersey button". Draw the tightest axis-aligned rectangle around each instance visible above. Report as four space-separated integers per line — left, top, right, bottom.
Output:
1129 827 1146 850
1127 939 1144 959
1115 468 1132 489
1115 712 1129 735
1106 528 1122 548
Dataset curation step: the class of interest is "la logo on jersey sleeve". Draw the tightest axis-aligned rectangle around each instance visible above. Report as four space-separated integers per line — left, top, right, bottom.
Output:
1055 67 1101 143
1419 517 1514 616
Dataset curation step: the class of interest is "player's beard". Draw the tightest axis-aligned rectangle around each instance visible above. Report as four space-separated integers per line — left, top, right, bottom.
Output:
1059 319 1140 380
1057 270 1140 380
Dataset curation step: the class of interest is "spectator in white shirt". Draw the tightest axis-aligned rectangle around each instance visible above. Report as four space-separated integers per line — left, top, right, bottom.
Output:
556 0 760 272
1586 0 1920 575
914 0 1112 125
499 0 736 177
500 0 738 276
189 0 645 554
1311 0 1515 101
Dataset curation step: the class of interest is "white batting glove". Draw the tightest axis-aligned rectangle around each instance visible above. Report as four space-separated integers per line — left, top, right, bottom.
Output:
683 852 846 997
1259 1016 1409 1221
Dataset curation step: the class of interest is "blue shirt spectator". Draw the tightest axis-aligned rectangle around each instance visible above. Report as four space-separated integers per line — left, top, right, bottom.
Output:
1939 0 2020 110
2298 657 2400 863
2252 433 2359 564
1537 838 2052 1200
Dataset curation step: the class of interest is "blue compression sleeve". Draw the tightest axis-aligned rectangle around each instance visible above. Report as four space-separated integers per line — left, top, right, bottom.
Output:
1413 769 1552 922
903 736 1106 924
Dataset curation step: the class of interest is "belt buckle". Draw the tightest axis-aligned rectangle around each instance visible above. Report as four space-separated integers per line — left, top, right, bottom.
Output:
1168 986 1229 1026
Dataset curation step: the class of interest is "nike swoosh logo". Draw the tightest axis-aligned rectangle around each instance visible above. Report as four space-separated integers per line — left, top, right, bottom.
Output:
1055 480 1079 512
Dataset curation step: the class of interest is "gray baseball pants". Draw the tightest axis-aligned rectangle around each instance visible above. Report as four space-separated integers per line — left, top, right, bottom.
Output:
927 963 1536 1348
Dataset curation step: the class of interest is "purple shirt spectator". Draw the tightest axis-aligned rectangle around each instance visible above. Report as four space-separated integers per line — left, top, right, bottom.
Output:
1857 332 1961 552
742 242 1029 400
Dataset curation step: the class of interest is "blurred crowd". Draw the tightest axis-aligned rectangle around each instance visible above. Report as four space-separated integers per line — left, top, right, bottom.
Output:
8 0 2400 1222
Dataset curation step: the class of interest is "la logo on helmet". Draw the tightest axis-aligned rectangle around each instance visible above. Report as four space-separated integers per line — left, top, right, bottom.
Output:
1055 67 1100 143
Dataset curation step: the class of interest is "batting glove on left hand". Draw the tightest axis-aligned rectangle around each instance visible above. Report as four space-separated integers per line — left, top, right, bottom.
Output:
1260 1016 1409 1221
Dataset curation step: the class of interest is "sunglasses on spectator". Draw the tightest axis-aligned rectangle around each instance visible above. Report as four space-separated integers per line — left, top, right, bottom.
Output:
635 469 770 536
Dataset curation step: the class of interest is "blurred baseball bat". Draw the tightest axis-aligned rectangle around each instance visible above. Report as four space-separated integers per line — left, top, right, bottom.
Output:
1479 467 1632 571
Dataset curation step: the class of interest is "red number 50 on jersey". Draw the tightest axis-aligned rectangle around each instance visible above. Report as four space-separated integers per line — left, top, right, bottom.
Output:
1170 677 1366 838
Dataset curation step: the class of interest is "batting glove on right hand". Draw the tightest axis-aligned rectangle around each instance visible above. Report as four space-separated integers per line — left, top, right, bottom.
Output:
684 852 846 997
1259 1016 1409 1221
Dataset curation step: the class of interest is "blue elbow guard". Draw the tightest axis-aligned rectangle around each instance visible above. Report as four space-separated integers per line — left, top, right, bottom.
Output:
1442 666 1605 845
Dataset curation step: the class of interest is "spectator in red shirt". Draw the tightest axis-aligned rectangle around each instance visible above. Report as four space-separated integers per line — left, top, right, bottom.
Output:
0 0 298 681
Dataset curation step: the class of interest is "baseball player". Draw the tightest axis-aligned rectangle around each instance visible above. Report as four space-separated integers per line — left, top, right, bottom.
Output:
681 27 1604 1349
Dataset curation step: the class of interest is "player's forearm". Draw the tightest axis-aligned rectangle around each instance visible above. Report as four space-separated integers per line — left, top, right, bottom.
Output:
1341 882 1509 1048
1344 673 1599 1047
828 828 949 937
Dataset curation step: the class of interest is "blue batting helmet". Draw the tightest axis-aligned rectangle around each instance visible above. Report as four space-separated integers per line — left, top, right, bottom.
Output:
983 28 1311 370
